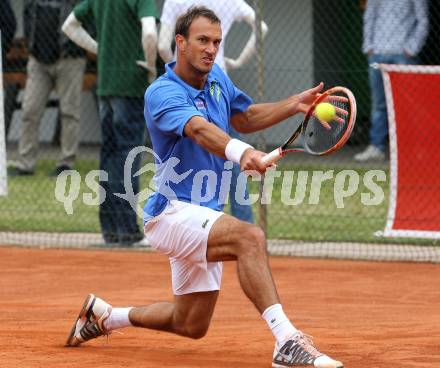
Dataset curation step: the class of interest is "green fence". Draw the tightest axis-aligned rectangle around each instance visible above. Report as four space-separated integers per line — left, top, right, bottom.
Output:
1 0 439 259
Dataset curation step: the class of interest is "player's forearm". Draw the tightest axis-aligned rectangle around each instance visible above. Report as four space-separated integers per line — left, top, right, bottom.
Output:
184 117 231 159
237 96 300 133
62 13 97 54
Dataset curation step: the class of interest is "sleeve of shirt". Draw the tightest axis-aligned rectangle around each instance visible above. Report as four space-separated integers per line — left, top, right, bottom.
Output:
221 71 253 115
160 0 179 26
406 0 429 56
126 0 158 19
73 0 93 24
146 82 203 136
230 85 253 115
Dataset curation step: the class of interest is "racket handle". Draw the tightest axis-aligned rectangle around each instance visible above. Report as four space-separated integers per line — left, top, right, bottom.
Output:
261 148 282 165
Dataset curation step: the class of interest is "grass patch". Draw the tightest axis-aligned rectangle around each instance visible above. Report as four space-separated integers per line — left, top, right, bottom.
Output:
1 160 101 232
1 159 438 246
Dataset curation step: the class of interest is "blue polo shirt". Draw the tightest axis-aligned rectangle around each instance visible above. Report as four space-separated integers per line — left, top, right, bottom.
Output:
143 62 253 223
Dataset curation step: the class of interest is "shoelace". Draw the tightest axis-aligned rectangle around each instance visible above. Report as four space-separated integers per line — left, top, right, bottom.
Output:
81 310 112 342
295 333 322 358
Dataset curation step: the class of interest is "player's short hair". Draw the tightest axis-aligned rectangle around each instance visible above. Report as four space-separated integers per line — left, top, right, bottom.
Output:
175 6 221 39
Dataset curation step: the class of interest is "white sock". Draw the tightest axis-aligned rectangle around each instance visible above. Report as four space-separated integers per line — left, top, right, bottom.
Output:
103 307 133 331
262 304 297 344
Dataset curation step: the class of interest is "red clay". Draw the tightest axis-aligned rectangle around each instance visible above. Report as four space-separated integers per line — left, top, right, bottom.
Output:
0 246 439 367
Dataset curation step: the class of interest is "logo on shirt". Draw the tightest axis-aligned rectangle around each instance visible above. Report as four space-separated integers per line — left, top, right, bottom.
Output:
210 82 221 102
196 100 206 110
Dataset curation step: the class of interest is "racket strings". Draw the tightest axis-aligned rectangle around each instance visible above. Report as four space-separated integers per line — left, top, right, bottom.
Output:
304 93 351 154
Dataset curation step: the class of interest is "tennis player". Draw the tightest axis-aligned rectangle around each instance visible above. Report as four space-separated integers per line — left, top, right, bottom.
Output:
157 0 269 224
66 6 343 368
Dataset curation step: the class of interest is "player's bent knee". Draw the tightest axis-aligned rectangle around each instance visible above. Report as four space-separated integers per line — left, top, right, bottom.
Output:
237 225 266 255
249 226 266 247
182 324 209 339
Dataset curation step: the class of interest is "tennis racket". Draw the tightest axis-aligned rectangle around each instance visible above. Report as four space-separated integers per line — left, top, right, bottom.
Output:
262 86 357 165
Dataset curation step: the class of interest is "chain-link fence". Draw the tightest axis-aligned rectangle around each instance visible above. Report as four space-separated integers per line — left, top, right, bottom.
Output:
1 0 439 260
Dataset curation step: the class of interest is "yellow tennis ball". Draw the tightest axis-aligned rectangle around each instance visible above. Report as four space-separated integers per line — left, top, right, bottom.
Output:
315 102 336 122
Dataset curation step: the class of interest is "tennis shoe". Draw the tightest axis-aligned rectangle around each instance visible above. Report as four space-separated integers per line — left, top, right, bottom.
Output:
272 331 343 368
65 294 112 347
354 145 385 162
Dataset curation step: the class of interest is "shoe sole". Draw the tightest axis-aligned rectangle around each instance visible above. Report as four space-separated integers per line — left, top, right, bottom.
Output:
65 294 95 347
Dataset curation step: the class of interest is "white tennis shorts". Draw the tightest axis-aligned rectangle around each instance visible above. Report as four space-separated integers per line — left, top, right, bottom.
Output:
144 200 224 295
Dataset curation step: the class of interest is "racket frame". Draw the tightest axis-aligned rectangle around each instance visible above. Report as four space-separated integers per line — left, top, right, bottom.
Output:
262 86 357 165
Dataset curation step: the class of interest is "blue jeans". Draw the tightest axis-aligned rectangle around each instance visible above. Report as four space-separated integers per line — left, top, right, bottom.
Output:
229 128 254 223
368 54 416 151
98 97 146 244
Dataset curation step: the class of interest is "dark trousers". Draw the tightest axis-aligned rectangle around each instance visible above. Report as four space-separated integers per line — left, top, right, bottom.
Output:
98 96 146 244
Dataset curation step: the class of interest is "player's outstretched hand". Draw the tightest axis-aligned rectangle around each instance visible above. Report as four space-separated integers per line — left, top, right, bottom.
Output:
240 149 272 173
296 82 324 114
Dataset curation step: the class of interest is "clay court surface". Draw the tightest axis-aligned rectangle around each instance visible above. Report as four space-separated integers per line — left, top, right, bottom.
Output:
1 246 439 368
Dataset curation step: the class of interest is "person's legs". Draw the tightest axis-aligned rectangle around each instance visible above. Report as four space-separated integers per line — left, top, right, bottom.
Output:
229 128 254 223
65 290 219 347
391 53 417 66
367 53 416 154
54 57 87 170
67 201 223 346
129 291 219 338
355 53 417 162
116 201 223 335
17 57 52 171
4 82 19 137
108 97 145 244
147 202 289 337
368 54 388 152
98 97 119 243
207 214 278 312
67 201 342 366
207 214 342 367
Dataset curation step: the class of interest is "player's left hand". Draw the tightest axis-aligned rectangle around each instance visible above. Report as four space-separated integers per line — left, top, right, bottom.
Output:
296 82 324 113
